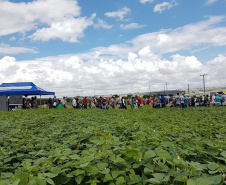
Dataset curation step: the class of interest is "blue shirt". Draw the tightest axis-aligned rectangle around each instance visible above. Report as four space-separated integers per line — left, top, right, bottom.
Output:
160 97 166 105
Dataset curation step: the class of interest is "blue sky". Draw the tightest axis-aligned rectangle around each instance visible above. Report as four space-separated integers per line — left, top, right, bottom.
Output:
0 0 226 96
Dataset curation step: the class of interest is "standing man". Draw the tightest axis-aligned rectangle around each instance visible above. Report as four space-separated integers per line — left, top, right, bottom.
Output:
183 95 188 108
136 96 142 108
83 97 88 109
61 97 67 108
215 93 221 106
121 97 127 109
72 97 77 108
52 96 58 108
175 93 181 108
160 95 166 108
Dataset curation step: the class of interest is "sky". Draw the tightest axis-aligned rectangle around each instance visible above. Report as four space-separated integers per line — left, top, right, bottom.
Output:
0 0 226 97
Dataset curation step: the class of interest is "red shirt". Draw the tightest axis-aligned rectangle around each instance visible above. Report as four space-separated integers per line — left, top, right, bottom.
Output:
137 97 142 105
83 98 87 105
106 98 109 104
151 98 155 105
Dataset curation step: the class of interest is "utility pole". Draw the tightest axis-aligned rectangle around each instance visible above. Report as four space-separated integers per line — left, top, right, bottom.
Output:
166 82 168 93
200 74 207 95
188 84 190 94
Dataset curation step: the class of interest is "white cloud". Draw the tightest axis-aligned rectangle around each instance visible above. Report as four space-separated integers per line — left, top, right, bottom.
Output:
130 16 226 54
205 0 218 5
0 43 38 55
29 14 96 42
0 0 94 42
154 1 178 13
120 23 146 30
94 18 113 29
1 51 225 97
139 0 155 4
9 37 16 41
1 16 226 96
105 7 131 21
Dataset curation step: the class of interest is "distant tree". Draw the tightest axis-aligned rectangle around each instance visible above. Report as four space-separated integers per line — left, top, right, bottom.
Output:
143 94 151 99
66 97 73 103
126 94 133 99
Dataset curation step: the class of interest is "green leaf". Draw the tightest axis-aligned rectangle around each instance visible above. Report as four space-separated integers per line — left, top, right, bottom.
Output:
103 173 113 183
75 175 84 184
14 175 28 185
196 178 213 185
0 180 11 185
97 162 108 170
187 179 196 185
144 150 156 159
116 176 125 185
69 154 80 160
133 163 141 169
50 167 61 175
46 178 55 185
1 172 13 179
208 162 218 171
54 148 61 155
101 168 110 174
128 174 141 184
113 156 125 164
157 150 171 160
208 175 222 184
85 166 99 175
221 151 226 158
144 167 154 175
12 179 20 185
44 173 58 178
112 171 125 179
74 169 85 176
28 177 46 185
152 173 165 181
80 162 90 167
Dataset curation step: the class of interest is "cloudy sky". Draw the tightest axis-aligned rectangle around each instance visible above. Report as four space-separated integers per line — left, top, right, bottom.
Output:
0 0 226 97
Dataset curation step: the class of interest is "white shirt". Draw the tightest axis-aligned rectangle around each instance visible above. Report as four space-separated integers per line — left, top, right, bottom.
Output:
72 99 77 107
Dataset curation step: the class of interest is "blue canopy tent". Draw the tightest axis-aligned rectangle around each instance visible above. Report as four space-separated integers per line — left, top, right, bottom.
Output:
0 82 55 107
0 82 55 96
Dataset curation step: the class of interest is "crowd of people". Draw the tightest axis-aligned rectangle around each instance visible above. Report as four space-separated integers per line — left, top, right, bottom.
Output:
46 93 225 110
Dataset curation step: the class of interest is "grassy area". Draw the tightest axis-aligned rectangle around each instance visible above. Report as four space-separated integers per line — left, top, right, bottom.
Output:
0 107 226 184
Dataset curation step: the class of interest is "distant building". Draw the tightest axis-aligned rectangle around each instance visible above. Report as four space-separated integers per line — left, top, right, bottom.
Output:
148 90 186 96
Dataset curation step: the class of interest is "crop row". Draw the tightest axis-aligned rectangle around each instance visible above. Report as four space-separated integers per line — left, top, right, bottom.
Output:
0 107 226 184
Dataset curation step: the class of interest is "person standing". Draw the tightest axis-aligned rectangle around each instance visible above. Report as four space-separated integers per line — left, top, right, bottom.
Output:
215 93 221 106
155 95 159 108
47 98 52 108
83 97 88 109
52 96 58 108
72 97 77 108
175 93 181 108
61 97 67 108
212 94 216 106
160 95 166 108
183 95 188 108
150 96 156 108
131 97 135 109
168 95 174 107
121 97 127 109
136 96 142 108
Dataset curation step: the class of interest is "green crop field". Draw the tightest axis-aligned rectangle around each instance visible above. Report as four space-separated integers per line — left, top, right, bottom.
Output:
0 107 226 185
